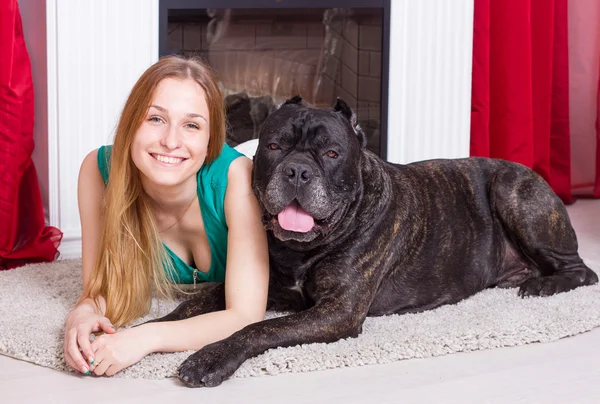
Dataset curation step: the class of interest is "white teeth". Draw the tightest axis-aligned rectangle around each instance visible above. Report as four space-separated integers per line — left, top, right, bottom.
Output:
154 154 183 164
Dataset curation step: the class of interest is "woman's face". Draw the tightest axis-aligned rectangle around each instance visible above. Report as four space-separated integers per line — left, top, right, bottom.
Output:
131 77 210 189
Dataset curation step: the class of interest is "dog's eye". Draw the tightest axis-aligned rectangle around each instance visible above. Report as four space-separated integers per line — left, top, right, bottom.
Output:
326 150 339 159
267 143 280 151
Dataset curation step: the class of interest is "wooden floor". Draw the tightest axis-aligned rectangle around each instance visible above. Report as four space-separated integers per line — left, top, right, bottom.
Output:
1 200 599 404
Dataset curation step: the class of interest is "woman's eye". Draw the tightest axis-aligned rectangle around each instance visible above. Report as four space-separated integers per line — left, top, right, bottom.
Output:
267 143 280 151
185 122 200 130
326 150 339 159
148 116 163 124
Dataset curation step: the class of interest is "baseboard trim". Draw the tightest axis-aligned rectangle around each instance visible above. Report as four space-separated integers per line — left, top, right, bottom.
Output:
58 237 81 260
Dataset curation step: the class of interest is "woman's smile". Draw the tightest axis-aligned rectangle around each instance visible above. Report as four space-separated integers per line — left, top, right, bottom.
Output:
150 152 188 167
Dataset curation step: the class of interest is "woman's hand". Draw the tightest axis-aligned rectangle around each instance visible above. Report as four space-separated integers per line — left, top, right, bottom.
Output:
89 324 157 376
64 299 116 375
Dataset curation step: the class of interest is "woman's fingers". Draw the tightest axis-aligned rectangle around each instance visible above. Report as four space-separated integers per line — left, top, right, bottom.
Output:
92 354 111 376
63 313 119 377
105 364 120 377
98 317 117 334
67 329 90 374
76 325 96 371
63 349 79 373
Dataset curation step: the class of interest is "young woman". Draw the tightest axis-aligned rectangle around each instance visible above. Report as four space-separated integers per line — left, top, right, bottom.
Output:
63 55 269 377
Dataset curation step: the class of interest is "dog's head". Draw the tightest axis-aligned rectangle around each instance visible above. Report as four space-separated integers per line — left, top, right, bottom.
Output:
252 96 367 244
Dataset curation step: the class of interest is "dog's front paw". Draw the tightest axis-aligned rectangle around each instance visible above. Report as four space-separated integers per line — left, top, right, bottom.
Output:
178 341 245 387
518 276 570 297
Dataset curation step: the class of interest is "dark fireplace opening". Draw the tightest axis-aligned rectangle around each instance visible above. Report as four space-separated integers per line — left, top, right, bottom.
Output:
159 0 390 158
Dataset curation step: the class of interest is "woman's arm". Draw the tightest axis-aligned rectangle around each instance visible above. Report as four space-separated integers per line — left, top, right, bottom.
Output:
144 156 269 352
77 149 106 299
64 149 116 375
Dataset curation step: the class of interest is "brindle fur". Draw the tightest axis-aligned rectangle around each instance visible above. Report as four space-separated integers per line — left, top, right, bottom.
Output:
150 97 598 387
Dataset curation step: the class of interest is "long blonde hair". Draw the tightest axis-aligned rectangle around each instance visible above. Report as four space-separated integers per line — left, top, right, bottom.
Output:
80 55 226 327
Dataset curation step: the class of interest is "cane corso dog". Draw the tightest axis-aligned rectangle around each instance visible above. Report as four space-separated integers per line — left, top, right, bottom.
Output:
152 96 598 387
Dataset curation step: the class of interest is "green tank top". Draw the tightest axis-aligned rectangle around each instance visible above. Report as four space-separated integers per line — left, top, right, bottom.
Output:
96 144 243 284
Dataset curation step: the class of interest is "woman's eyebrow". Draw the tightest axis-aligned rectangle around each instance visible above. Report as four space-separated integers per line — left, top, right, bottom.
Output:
149 105 207 122
149 104 167 112
185 112 207 122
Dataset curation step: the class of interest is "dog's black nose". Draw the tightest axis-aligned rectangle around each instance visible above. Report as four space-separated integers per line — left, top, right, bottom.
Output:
284 162 313 184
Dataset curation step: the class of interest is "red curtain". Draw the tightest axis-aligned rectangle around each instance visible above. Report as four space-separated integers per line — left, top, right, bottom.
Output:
568 0 600 198
470 0 577 204
597 67 600 197
0 0 62 269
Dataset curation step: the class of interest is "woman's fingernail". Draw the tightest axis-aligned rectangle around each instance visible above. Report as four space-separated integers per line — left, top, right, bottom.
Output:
83 366 90 375
89 357 95 365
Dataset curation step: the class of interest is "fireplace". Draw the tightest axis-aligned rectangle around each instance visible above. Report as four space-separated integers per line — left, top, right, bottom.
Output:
159 0 391 158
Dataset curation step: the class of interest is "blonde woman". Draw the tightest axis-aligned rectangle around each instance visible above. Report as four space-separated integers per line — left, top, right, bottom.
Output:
63 56 269 377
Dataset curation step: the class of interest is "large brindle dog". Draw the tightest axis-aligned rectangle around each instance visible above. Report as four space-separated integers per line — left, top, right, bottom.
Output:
151 96 598 387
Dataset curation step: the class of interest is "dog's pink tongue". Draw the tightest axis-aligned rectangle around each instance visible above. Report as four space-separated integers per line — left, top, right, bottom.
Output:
278 202 315 233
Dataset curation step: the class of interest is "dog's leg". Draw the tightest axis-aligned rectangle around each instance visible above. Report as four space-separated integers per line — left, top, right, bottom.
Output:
177 284 373 387
144 283 226 324
491 167 598 297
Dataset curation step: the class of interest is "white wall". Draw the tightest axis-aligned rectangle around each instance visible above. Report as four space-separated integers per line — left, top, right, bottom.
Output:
387 0 473 164
39 0 472 258
46 0 159 257
19 0 49 220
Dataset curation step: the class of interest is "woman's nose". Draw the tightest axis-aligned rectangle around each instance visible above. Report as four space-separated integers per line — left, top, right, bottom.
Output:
160 124 181 149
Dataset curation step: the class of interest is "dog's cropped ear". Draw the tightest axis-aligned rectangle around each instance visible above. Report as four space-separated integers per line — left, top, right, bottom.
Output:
334 98 367 149
283 95 303 105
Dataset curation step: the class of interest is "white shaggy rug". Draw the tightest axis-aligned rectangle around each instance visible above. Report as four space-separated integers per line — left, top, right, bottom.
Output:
1 258 599 380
